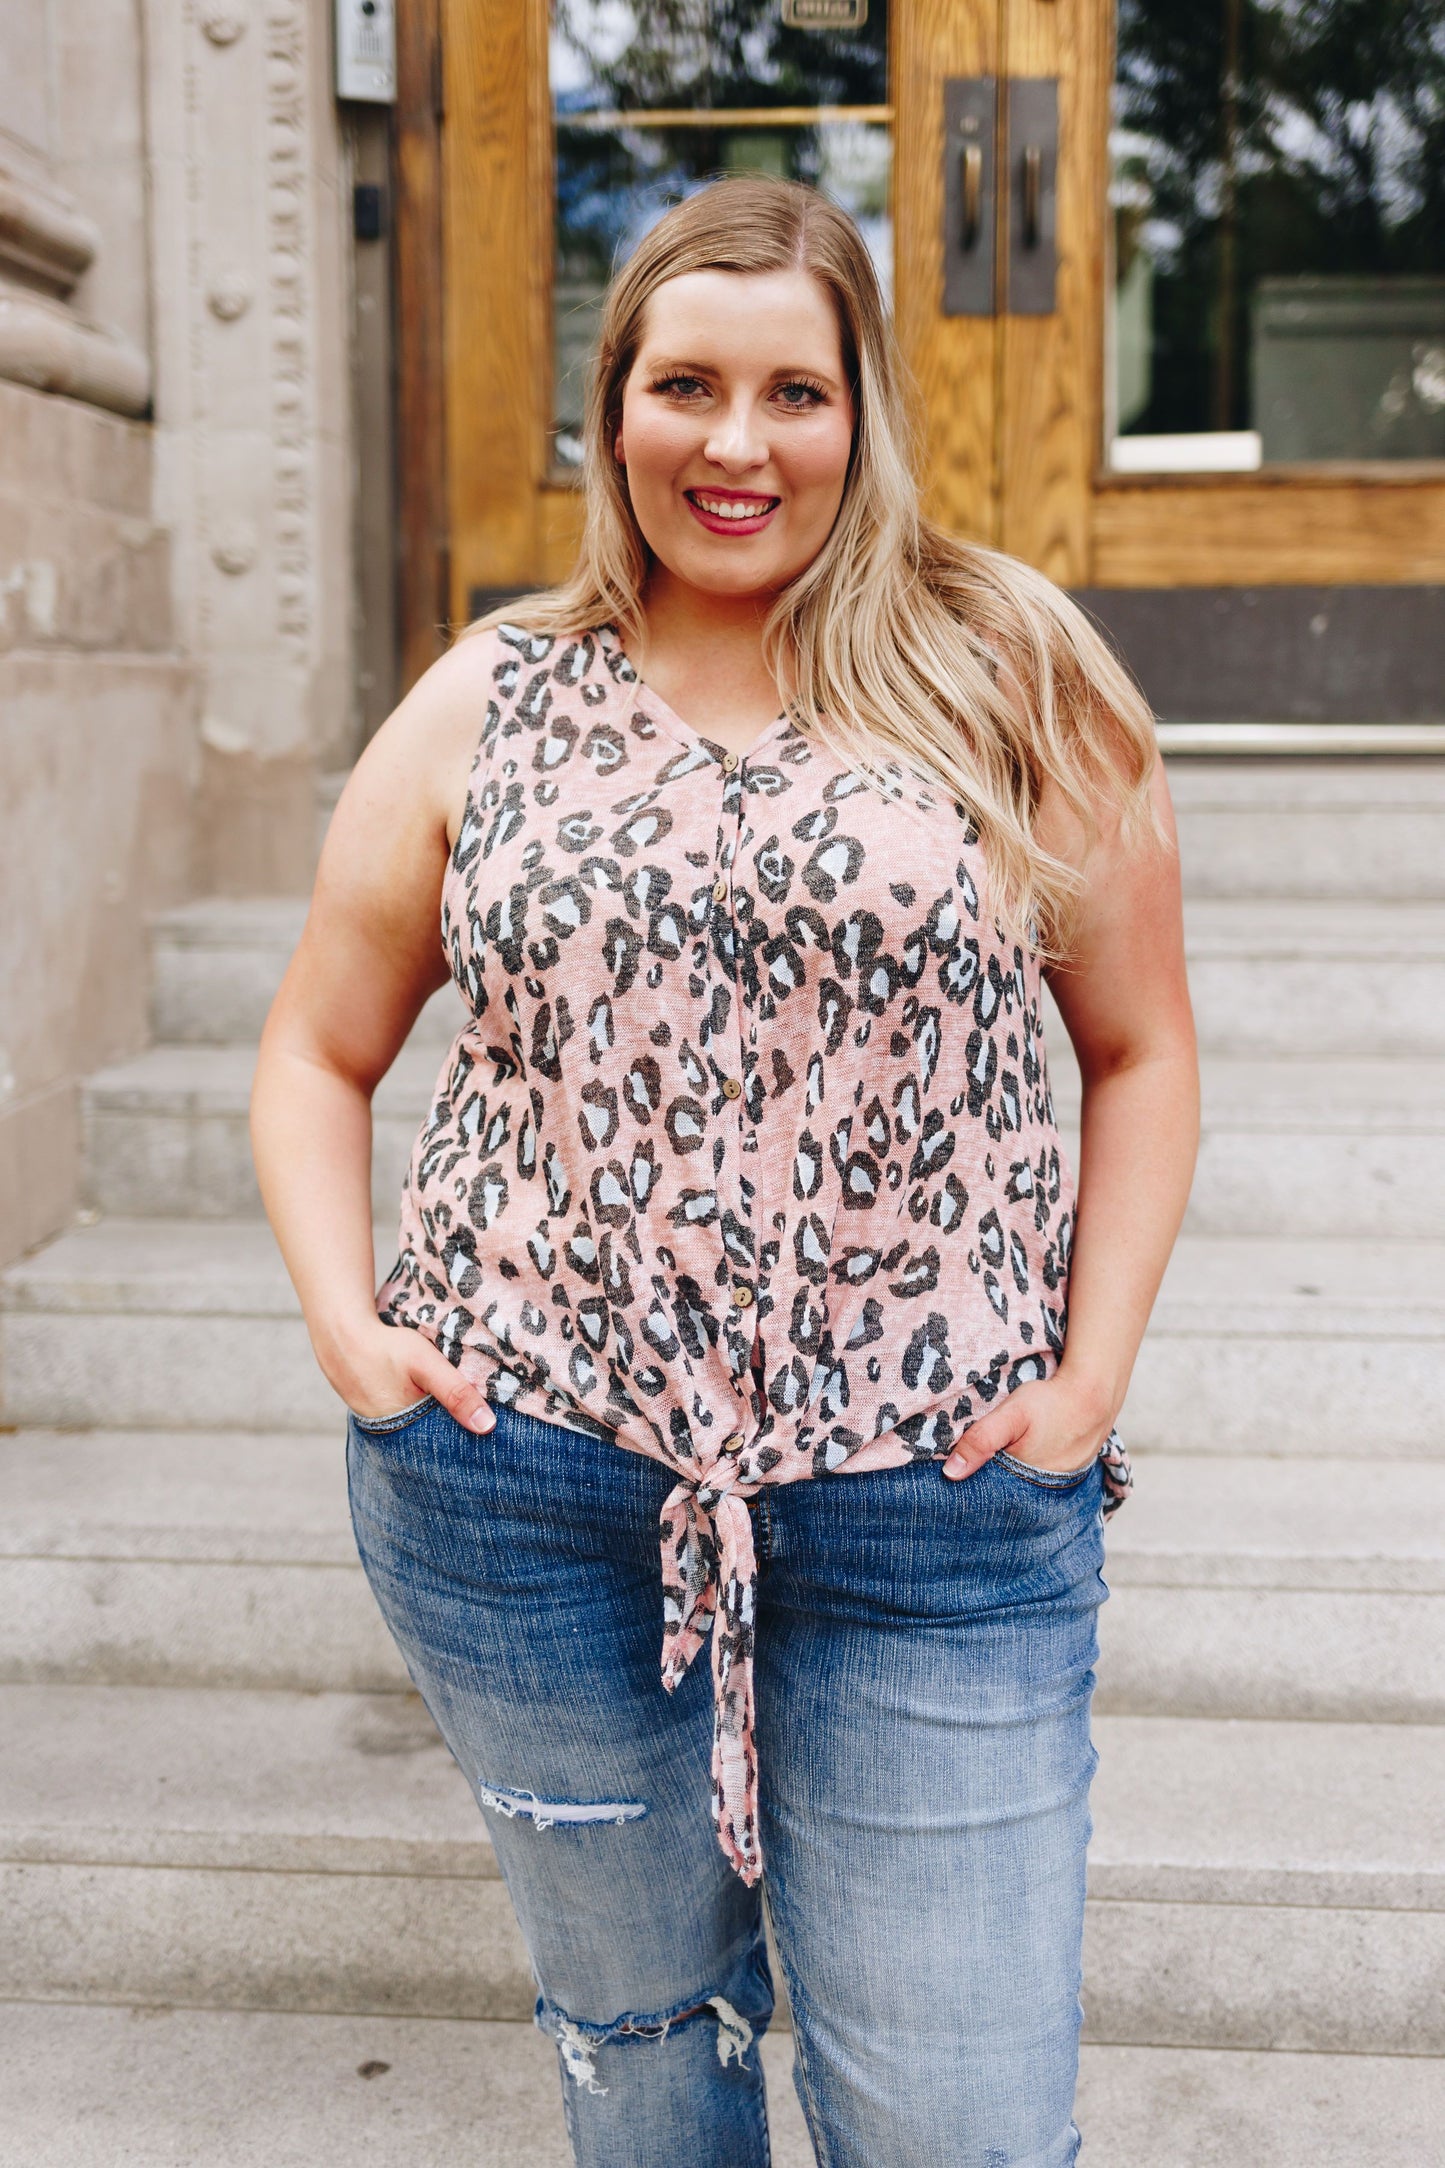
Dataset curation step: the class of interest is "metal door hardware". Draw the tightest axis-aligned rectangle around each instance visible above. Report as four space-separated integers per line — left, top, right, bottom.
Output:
942 77 1059 318
335 0 396 102
1005 78 1058 315
942 79 997 317
353 184 385 242
962 144 983 250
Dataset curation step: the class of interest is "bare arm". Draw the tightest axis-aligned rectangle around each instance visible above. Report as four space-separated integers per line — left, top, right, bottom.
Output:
249 641 497 1430
943 756 1199 1478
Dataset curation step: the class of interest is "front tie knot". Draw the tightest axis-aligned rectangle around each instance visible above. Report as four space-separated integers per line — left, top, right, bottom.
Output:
657 1444 762 1884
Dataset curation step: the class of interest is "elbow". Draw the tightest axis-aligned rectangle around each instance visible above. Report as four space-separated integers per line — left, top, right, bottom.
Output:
1076 1024 1198 1092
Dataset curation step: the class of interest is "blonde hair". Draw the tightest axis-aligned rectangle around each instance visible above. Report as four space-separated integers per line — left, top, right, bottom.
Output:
468 175 1161 955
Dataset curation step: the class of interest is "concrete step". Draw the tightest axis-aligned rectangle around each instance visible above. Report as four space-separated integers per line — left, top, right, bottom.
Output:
1096 1452 1445 1723
0 1429 407 1692
149 898 461 1049
1058 1052 1445 1241
0 2005 591 2168
1178 899 1445 1056
0 2003 819 2167
3 1683 1442 2053
2 2009 1440 2168
1084 1715 1445 2055
6 1430 1443 1726
82 1043 441 1222
1122 1231 1445 1455
1167 756 1445 901
1073 2045 1445 2167
5 1219 1441 1450
149 894 1445 1056
0 1684 528 2021
84 1042 1445 1241
1102 1450 1445 1594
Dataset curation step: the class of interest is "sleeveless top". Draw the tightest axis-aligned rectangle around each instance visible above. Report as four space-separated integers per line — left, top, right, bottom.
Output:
377 622 1132 1883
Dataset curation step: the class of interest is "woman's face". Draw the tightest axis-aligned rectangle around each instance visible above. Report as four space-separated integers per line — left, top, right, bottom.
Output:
616 267 856 602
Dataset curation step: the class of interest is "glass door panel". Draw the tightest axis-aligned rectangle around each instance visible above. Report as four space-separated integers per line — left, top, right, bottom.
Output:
551 0 892 466
1109 0 1445 472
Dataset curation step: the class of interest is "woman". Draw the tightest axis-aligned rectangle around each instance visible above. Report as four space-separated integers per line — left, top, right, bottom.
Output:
252 177 1197 2167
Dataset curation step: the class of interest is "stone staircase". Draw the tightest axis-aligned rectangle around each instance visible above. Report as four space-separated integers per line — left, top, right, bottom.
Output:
3 758 1444 2164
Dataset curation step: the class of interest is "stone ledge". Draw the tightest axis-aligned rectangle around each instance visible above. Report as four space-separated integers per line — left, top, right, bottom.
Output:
0 287 149 420
0 166 98 296
1159 720 1445 757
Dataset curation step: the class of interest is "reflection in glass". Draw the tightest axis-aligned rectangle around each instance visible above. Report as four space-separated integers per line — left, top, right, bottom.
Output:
552 0 891 466
1110 1 1445 469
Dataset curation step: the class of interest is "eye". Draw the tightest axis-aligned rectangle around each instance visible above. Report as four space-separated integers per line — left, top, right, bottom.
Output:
652 372 707 400
774 379 827 409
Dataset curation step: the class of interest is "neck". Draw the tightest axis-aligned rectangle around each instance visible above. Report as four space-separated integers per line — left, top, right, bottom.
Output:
638 571 772 673
630 572 792 743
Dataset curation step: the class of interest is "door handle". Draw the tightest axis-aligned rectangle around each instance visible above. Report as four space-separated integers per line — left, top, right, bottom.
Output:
943 79 996 316
1005 80 1058 313
961 143 983 251
943 77 1058 317
1021 143 1042 250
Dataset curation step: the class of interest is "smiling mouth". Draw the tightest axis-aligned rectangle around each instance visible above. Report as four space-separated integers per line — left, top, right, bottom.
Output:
684 489 781 524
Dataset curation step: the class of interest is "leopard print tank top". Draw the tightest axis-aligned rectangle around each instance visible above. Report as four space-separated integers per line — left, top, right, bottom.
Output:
377 622 1131 1882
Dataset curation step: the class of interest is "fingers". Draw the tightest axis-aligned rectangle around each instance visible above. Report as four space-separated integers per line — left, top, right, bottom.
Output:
415 1348 494 1433
941 1398 1027 1481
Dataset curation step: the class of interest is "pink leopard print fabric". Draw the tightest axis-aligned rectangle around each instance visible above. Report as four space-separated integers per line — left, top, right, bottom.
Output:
377 623 1132 1883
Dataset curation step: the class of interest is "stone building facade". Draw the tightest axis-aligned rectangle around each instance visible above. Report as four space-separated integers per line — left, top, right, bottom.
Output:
2 0 359 1268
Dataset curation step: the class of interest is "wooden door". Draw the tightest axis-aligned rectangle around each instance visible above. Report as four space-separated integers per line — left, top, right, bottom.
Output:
430 0 1445 632
991 0 1445 588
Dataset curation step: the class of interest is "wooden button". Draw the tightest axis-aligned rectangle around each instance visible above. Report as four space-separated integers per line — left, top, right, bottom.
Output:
721 1076 742 1100
732 1283 754 1308
721 752 739 773
712 877 728 902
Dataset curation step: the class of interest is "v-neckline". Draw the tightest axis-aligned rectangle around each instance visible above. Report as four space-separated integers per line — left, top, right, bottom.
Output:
603 624 794 768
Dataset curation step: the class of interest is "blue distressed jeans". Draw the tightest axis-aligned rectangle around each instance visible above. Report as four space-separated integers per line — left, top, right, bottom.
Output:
347 1396 1107 2167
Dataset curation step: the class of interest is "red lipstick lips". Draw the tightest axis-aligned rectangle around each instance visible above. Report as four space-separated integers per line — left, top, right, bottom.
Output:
683 486 781 537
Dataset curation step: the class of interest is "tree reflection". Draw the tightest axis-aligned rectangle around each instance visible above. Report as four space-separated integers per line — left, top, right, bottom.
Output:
1115 0 1445 443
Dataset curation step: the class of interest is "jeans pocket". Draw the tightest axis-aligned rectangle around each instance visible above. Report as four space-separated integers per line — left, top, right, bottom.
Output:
346 1392 439 1435
991 1446 1098 1493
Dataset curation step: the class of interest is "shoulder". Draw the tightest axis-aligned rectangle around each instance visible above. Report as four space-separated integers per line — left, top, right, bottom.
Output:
378 620 570 764
332 630 521 861
443 619 624 705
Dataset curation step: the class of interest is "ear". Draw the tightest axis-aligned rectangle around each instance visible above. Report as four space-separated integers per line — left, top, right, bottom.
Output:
613 432 626 466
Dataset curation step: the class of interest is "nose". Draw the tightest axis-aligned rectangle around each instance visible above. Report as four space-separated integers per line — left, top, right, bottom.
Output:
703 394 768 475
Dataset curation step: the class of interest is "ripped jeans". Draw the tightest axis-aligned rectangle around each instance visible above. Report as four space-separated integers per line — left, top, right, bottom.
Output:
347 1397 1107 2168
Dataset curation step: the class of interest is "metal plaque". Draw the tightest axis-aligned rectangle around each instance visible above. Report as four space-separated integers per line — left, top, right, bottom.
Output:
781 0 868 29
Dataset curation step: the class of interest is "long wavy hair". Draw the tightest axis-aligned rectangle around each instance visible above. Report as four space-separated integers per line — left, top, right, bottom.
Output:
466 175 1161 955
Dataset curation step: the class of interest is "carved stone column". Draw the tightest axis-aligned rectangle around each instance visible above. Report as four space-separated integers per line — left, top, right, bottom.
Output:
144 0 354 891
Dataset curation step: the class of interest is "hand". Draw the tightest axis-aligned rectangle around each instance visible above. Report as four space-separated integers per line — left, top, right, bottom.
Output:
317 1315 495 1433
941 1372 1113 1482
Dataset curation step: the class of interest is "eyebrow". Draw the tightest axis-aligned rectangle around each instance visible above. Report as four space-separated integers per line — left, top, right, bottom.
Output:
642 355 845 388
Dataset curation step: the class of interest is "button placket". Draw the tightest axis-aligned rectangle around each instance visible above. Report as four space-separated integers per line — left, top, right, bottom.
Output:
726 762 761 1330
704 754 755 1366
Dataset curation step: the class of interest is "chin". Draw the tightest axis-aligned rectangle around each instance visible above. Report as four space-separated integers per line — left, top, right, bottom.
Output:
683 537 810 589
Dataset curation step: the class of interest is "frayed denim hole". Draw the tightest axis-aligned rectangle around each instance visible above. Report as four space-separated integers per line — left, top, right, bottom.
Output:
536 1988 763 2094
474 1780 647 1829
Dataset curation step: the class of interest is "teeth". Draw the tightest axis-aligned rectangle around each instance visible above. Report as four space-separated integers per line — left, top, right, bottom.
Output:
694 495 773 521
